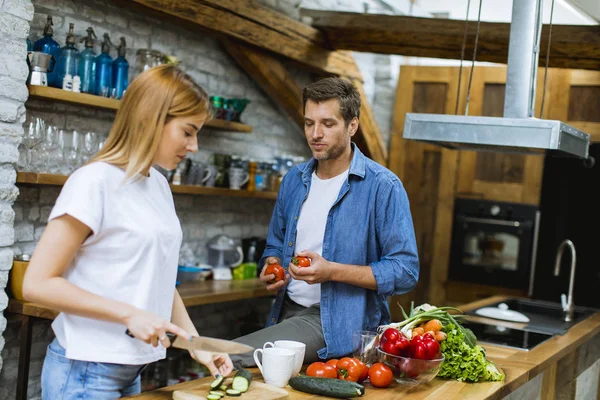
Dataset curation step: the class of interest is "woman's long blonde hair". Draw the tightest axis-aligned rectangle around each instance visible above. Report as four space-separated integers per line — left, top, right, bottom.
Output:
92 65 212 179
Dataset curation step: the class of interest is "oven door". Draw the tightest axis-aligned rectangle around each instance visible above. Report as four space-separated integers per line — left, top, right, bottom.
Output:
449 215 535 290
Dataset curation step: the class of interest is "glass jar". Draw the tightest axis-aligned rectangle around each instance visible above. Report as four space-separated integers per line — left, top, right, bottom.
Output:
135 49 154 75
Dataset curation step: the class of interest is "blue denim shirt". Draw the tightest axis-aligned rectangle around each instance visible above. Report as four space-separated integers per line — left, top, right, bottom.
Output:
259 144 419 359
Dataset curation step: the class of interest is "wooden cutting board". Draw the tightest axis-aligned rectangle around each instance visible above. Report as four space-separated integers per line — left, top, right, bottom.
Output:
172 380 289 400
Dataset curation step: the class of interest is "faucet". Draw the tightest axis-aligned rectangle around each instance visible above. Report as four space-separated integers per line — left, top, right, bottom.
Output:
553 239 576 322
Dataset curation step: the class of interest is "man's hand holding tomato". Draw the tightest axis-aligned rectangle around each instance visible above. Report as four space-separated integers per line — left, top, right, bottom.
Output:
289 250 333 285
259 257 289 292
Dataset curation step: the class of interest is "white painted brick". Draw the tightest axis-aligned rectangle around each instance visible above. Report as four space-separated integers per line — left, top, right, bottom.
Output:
0 11 30 39
223 224 242 239
3 0 34 21
0 165 16 185
39 205 52 222
16 186 37 203
27 205 39 221
34 225 44 240
82 5 105 23
129 19 151 36
0 248 13 271
0 185 19 202
0 270 8 289
0 121 24 138
39 187 60 205
105 13 128 29
0 203 14 224
0 142 19 163
0 314 6 332
0 98 25 124
0 288 7 310
13 204 22 222
65 114 113 134
14 222 33 242
33 0 77 14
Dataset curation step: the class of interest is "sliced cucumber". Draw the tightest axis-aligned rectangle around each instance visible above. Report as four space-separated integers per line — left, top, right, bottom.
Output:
225 389 242 397
207 395 222 400
219 385 228 391
231 368 252 393
208 391 225 397
210 376 224 390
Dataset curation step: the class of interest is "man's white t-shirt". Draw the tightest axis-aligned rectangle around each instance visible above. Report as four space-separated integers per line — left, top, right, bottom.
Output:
49 162 183 365
286 169 349 308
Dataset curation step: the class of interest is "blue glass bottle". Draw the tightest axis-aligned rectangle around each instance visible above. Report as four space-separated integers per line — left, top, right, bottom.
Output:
56 23 79 90
112 37 129 100
95 33 114 97
26 38 32 52
77 27 97 94
33 16 60 87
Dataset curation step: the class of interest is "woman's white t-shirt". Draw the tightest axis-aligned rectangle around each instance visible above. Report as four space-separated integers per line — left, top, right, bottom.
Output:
48 162 183 365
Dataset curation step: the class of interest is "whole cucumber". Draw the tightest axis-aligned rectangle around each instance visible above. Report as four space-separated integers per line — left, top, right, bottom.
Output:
289 376 365 398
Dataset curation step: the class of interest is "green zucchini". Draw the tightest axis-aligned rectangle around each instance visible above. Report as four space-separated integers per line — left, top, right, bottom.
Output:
288 376 365 398
225 389 241 397
210 376 224 390
231 368 252 392
208 391 224 397
207 395 222 400
219 385 228 391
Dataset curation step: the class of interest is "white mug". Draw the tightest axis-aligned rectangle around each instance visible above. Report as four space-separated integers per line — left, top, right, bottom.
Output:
229 167 249 190
264 340 306 377
253 347 295 387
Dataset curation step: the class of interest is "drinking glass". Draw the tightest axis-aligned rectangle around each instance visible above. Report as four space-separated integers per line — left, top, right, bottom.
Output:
352 330 378 365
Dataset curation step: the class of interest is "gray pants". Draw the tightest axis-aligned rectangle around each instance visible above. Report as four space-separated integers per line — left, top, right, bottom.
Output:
231 295 325 367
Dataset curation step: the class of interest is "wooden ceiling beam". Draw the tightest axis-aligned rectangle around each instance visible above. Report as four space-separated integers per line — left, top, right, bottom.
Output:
128 0 362 80
302 10 600 71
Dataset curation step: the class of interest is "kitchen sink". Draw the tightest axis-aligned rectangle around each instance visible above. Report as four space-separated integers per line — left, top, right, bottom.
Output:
468 298 599 335
462 320 553 351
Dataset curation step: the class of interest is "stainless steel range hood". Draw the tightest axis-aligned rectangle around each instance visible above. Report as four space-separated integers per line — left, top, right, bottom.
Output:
403 0 591 160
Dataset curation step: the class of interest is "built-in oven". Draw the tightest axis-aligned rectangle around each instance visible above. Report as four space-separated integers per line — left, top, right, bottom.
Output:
448 198 541 294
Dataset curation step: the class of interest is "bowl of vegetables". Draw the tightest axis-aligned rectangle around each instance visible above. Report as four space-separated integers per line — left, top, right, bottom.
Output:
377 346 444 386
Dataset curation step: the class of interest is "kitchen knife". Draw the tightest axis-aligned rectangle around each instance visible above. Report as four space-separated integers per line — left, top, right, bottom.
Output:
125 330 254 354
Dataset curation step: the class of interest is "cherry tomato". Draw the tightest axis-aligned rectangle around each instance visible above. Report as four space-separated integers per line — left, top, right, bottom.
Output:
292 256 311 267
336 357 362 382
306 362 337 379
264 264 285 284
368 363 393 388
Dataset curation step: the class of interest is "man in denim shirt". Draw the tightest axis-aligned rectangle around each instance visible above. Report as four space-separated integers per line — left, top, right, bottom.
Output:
233 77 419 366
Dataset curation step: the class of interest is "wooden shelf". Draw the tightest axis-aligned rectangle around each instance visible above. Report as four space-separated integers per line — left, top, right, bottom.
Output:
8 279 273 320
27 86 253 133
16 172 277 200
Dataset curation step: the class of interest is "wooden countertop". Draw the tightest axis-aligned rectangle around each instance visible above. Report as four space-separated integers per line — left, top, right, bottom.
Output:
128 296 600 400
7 279 273 320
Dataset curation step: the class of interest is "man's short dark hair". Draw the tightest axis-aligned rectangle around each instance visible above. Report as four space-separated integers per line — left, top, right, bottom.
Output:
302 77 361 126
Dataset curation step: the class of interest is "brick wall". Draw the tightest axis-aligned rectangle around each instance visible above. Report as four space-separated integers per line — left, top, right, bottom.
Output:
0 0 407 398
0 0 34 396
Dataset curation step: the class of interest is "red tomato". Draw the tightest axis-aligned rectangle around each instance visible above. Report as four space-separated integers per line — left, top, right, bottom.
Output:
264 264 285 284
325 359 339 367
356 359 369 383
424 339 440 360
306 362 337 379
292 256 311 267
368 363 393 388
336 357 362 382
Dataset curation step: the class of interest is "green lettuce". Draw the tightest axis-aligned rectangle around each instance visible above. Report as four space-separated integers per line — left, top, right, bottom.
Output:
438 324 504 382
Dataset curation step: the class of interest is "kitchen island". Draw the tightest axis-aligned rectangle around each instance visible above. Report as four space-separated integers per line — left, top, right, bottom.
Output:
128 296 600 399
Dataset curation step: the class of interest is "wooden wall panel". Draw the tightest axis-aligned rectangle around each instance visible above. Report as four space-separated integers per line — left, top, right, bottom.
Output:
568 86 600 122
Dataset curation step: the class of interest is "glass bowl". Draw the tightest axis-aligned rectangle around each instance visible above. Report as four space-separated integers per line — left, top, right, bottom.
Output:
377 348 444 386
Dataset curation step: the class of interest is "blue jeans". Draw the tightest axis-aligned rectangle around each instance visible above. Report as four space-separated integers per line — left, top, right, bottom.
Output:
42 338 146 399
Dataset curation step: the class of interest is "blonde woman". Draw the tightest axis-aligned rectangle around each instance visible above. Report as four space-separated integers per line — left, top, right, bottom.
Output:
23 65 233 399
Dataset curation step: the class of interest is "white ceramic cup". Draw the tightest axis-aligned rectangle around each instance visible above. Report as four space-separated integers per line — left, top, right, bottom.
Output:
264 340 306 377
253 347 295 387
228 167 249 190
